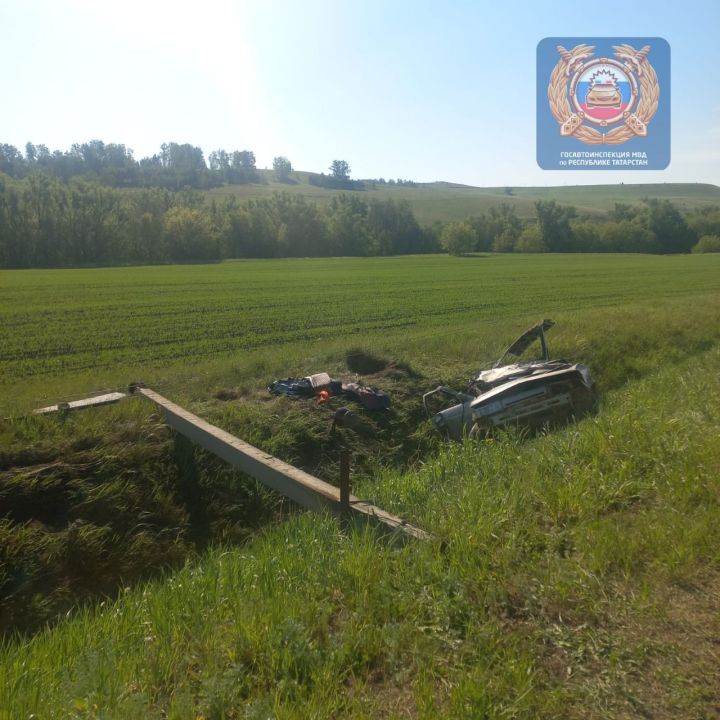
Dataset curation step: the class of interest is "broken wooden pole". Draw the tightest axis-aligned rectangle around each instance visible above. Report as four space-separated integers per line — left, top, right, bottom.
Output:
134 387 434 542
34 392 127 415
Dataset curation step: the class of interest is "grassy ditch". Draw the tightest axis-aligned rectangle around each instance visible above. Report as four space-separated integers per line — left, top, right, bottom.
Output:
1 344 718 718
0 403 279 635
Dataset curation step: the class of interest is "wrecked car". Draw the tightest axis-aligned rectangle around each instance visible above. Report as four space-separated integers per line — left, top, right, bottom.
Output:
423 320 596 440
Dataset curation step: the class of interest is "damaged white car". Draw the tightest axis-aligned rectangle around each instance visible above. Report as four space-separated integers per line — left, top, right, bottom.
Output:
423 320 596 440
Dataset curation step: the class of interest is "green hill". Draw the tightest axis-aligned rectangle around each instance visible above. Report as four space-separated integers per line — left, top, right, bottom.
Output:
207 171 720 223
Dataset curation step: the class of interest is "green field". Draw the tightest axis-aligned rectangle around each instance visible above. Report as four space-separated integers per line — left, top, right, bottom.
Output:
208 172 720 223
2 254 720 717
3 254 720 414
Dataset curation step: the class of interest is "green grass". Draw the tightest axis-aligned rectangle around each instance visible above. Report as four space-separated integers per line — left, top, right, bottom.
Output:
1 345 718 718
207 172 720 222
2 254 720 716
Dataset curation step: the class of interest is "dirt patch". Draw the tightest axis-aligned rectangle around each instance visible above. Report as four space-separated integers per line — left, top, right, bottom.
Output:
345 349 423 382
346 349 390 375
214 388 239 401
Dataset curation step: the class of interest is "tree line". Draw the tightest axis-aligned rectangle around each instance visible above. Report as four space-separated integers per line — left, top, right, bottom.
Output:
440 200 720 255
0 140 375 193
0 173 435 267
0 140 261 190
2 155 719 266
2 171 715 269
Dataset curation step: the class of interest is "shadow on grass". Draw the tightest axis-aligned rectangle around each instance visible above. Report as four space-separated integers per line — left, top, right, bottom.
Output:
174 434 210 547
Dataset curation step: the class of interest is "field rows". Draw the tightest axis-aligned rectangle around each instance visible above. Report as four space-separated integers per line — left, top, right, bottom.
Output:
2 256 719 386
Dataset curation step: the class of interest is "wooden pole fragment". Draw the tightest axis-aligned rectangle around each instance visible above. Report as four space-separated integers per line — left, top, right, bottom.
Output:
34 392 127 415
135 387 434 542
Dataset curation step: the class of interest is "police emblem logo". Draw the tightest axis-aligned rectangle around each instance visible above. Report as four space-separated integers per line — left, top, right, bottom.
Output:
537 37 670 170
549 44 658 144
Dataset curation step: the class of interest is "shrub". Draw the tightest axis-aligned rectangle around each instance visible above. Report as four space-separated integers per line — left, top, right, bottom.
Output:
514 224 546 253
692 234 720 253
440 221 476 256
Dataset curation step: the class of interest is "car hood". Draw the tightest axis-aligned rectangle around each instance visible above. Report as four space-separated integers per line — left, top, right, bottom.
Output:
475 359 578 388
472 362 593 405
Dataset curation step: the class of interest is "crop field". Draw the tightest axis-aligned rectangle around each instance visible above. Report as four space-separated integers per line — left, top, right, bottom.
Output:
1 253 720 718
2 253 720 414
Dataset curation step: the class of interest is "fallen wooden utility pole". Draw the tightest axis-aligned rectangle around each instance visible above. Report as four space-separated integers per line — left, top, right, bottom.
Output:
133 386 433 543
34 392 127 415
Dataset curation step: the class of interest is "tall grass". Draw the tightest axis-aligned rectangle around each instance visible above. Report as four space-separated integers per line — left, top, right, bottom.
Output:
0 402 279 635
2 346 718 718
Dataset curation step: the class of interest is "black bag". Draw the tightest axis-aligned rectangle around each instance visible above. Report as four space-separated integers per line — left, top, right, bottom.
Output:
341 382 390 410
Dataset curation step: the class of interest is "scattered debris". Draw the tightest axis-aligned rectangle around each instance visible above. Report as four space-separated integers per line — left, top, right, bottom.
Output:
306 372 332 392
268 374 391 410
330 407 358 432
267 377 316 398
340 382 390 410
423 320 596 440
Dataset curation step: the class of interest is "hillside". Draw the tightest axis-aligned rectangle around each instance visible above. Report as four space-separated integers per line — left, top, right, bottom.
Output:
207 172 720 223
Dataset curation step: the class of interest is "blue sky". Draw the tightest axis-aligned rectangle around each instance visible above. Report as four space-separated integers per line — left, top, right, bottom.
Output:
2 0 719 186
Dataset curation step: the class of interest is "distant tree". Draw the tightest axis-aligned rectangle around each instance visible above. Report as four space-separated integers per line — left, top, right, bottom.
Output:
230 150 258 183
367 198 423 255
687 205 720 239
233 150 256 171
270 192 326 256
598 220 657 253
325 194 371 255
486 203 522 250
570 219 601 252
162 206 217 261
273 156 292 182
492 228 517 253
0 144 25 177
24 142 37 163
151 142 208 189
514 224 546 252
330 160 350 181
209 149 231 183
643 199 696 253
534 200 576 252
611 202 639 221
440 221 476 256
467 214 492 251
